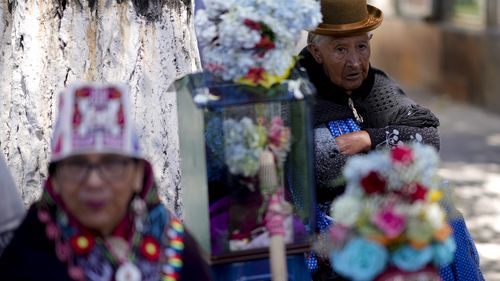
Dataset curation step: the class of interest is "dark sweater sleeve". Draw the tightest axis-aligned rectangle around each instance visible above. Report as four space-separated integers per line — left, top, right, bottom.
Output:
179 229 213 281
314 125 349 203
366 126 440 150
357 69 440 152
364 102 441 151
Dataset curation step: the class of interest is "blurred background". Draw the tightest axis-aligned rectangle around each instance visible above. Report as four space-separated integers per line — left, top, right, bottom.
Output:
368 0 500 280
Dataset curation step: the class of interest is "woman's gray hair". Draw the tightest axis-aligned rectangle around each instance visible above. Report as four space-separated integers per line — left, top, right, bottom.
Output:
307 33 328 45
307 31 374 45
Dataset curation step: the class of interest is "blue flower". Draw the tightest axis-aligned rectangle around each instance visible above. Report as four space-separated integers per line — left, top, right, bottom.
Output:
331 238 388 281
391 245 433 272
432 237 456 267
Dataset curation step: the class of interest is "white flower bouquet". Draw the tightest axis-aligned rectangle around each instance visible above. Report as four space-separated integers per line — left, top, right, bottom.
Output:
195 0 322 88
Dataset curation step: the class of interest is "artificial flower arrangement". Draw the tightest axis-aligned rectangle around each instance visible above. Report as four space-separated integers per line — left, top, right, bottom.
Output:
220 115 303 252
195 0 321 88
317 144 456 281
223 116 291 180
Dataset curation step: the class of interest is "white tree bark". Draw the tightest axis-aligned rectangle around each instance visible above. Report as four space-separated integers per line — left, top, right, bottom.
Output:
0 0 200 216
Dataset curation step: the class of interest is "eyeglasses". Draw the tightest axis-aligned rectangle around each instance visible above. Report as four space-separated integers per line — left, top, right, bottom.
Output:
56 156 136 184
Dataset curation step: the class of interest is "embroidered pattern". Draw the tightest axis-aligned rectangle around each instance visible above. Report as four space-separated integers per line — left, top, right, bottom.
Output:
376 130 424 149
37 205 185 281
162 218 185 281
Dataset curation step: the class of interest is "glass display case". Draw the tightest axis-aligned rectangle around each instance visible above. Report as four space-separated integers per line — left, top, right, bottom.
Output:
173 67 316 265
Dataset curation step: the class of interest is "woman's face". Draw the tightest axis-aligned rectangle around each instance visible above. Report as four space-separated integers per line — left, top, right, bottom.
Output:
309 33 371 92
52 153 144 236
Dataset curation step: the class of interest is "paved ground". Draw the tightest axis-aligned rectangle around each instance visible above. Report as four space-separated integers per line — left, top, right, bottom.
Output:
409 89 500 281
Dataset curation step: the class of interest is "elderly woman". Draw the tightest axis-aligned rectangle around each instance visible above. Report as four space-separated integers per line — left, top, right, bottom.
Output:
302 1 483 281
0 84 212 281
301 0 440 202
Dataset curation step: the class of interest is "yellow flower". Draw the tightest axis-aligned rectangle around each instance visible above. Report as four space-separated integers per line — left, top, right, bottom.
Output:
427 190 442 202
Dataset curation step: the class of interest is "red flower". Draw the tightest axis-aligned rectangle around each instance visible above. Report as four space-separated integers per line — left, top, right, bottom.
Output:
360 171 386 194
256 37 276 50
391 146 414 165
243 19 262 30
140 236 161 261
397 183 428 202
410 183 428 202
245 68 265 83
255 36 276 57
69 234 95 256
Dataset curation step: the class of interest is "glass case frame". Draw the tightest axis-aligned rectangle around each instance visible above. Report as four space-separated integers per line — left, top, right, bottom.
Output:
174 68 317 263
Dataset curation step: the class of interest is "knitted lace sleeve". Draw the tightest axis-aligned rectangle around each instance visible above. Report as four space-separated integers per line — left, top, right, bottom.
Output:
363 101 441 151
365 125 440 151
361 70 441 151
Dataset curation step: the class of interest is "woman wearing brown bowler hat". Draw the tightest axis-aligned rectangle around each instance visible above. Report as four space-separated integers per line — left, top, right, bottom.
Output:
300 1 483 281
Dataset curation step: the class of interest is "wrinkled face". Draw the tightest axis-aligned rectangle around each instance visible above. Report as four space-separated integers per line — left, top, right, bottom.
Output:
308 33 371 92
52 153 144 236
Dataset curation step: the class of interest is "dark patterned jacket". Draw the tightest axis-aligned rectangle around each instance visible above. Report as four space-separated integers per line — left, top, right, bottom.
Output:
299 48 440 204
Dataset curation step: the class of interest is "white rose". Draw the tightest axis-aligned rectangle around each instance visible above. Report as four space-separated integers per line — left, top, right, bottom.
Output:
330 195 362 227
424 203 445 230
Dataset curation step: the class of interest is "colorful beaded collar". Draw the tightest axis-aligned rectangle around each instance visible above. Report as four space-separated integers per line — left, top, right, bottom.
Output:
37 207 185 281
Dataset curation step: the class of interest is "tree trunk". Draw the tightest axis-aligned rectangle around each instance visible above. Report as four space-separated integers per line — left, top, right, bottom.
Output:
0 0 200 216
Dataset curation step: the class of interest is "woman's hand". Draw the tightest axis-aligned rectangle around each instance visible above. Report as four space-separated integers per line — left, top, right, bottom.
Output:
335 131 372 155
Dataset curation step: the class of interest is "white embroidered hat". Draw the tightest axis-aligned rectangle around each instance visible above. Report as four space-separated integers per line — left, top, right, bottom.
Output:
50 83 143 162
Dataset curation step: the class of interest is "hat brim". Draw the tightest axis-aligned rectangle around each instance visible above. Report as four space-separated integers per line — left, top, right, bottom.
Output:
311 5 383 36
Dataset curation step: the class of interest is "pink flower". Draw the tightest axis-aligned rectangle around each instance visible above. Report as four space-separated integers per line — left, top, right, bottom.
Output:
329 225 349 244
391 146 414 165
268 117 290 149
205 63 224 73
361 171 386 194
270 116 284 127
372 206 406 239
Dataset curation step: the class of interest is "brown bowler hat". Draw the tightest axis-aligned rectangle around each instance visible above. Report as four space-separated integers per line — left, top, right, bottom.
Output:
312 0 383 36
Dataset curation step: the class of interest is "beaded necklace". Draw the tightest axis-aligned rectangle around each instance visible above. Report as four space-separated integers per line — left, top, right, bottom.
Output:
37 206 185 281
